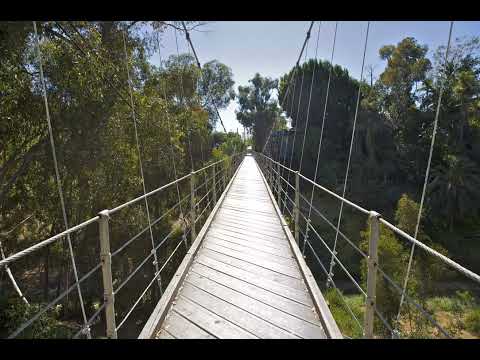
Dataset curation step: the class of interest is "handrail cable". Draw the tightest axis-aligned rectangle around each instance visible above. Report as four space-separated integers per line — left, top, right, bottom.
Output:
327 22 370 287
33 21 91 339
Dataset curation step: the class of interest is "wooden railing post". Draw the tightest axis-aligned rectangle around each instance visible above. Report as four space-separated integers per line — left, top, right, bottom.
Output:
212 163 217 205
294 171 300 244
364 211 380 339
190 171 196 243
98 210 117 339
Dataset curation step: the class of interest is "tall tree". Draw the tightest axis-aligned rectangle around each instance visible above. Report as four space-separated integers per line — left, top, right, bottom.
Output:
236 73 281 151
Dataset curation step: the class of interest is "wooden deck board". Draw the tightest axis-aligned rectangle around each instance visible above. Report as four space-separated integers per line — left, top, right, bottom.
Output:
150 155 337 339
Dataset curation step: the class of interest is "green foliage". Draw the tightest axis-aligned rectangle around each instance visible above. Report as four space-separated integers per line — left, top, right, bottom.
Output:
0 295 74 338
465 308 480 335
324 288 364 338
0 21 236 338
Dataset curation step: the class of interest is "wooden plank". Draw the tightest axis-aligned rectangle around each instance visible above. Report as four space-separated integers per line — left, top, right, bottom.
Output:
253 157 343 339
204 237 295 266
159 311 215 339
216 209 281 226
206 233 291 257
138 155 246 339
185 272 325 339
204 237 296 267
181 282 299 339
206 227 290 252
218 206 280 223
190 261 320 324
173 295 257 339
212 219 286 238
208 226 286 244
207 234 292 261
201 242 302 279
213 216 285 233
200 248 306 290
194 253 311 305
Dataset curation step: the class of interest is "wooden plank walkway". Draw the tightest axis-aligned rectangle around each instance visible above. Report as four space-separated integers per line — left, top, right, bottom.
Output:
140 154 341 339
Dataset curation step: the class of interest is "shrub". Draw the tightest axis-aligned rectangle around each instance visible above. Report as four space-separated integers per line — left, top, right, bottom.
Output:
465 308 480 335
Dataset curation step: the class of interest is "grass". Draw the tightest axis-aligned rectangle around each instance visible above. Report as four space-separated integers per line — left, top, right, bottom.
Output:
324 288 480 339
325 289 364 338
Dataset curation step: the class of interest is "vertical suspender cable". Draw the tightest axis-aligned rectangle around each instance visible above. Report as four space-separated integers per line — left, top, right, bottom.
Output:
0 213 35 305
327 21 370 287
156 32 188 247
174 29 195 171
283 39 310 213
122 29 162 295
183 31 211 209
0 240 29 305
394 21 454 329
302 21 338 255
33 21 91 338
288 38 309 171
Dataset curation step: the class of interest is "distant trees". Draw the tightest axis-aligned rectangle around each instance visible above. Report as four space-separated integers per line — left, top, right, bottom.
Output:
235 73 283 151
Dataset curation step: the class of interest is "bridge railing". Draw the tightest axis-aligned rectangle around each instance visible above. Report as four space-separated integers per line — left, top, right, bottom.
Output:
254 151 480 339
0 152 245 339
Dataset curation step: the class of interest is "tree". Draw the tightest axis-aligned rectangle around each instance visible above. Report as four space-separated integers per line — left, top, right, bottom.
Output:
236 73 281 151
429 155 480 231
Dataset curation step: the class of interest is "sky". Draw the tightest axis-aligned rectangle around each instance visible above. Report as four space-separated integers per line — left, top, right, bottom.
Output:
149 21 480 133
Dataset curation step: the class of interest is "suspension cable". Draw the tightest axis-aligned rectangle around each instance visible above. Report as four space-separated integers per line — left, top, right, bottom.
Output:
181 21 227 133
299 22 322 172
33 21 91 338
262 21 314 154
327 21 370 287
302 21 338 255
283 38 310 213
122 29 162 295
394 21 454 329
288 36 309 171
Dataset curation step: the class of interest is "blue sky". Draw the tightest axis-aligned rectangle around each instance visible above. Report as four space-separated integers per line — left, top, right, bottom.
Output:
150 21 480 133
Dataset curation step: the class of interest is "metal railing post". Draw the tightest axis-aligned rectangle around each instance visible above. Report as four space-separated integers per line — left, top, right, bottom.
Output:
190 171 196 243
294 171 300 244
212 163 217 205
267 158 272 188
98 210 117 339
364 211 380 339
277 161 281 206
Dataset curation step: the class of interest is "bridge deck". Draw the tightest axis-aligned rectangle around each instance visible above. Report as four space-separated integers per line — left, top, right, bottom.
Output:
140 155 339 339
